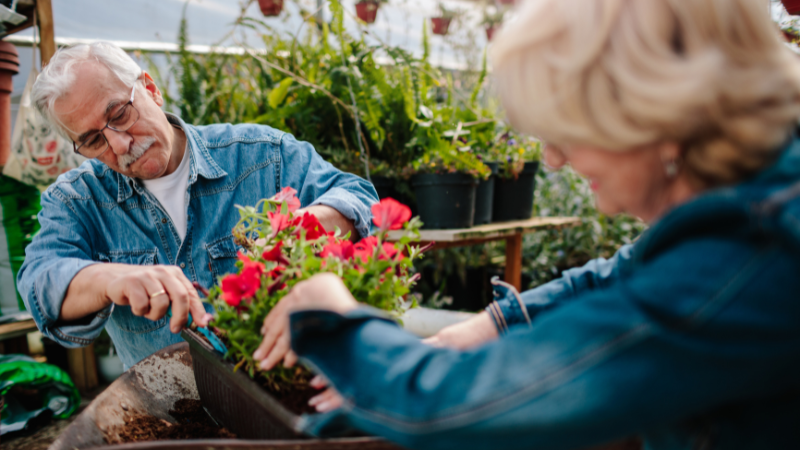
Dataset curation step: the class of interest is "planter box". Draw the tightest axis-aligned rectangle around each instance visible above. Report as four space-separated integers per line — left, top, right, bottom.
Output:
356 1 380 24
411 173 477 229
182 329 398 448
492 161 539 222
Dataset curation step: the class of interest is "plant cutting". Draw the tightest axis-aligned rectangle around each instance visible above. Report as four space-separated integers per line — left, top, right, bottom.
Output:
431 4 459 36
257 0 283 17
192 189 425 421
355 0 385 24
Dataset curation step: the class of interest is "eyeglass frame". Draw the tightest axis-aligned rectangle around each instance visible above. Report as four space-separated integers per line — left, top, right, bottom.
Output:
72 74 142 158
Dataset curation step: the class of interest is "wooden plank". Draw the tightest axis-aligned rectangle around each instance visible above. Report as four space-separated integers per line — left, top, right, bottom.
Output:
35 0 56 66
504 234 523 291
387 216 580 243
0 319 38 341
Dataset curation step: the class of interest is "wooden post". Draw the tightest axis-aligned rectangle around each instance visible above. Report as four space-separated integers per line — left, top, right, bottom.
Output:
67 346 99 393
504 234 523 291
35 0 56 66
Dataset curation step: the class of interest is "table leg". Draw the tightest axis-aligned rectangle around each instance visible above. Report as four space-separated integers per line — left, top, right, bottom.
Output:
504 234 523 291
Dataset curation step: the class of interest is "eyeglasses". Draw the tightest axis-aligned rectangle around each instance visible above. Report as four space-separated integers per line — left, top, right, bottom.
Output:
72 80 141 158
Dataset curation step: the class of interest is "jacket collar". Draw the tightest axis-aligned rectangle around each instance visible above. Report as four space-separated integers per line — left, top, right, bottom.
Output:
116 113 227 203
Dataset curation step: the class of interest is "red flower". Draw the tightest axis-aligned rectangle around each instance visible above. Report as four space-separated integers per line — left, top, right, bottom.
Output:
221 253 265 307
273 186 301 212
237 251 265 275
294 212 327 240
268 211 292 237
262 241 290 265
321 240 355 260
353 236 378 262
371 198 412 231
221 267 262 307
379 242 403 261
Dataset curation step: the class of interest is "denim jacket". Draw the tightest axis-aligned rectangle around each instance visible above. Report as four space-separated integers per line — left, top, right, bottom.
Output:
17 114 378 369
290 136 800 450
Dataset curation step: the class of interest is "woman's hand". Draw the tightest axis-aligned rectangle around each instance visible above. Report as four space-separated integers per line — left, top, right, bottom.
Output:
422 311 499 350
253 273 359 371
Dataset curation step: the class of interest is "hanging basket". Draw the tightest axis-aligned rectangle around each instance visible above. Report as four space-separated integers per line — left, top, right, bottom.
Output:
356 0 380 24
782 0 800 15
431 17 452 36
485 25 497 41
258 0 284 17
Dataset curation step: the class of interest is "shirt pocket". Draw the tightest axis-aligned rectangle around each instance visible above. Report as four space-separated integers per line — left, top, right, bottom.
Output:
95 249 168 334
205 235 242 280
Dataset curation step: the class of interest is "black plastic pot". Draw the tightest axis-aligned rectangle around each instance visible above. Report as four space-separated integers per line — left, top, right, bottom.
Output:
370 176 417 216
474 162 498 226
493 161 540 222
411 173 478 229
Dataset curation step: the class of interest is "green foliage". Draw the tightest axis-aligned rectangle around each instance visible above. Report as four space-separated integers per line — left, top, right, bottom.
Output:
151 0 492 179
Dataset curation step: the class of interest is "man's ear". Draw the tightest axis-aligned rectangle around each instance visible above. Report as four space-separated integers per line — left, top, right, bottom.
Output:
142 72 164 107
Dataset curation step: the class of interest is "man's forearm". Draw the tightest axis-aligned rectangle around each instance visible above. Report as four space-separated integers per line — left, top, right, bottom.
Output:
61 263 114 322
301 205 360 241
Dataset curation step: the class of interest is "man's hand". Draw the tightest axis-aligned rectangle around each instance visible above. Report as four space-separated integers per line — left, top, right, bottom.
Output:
422 311 499 350
254 273 358 371
62 263 212 333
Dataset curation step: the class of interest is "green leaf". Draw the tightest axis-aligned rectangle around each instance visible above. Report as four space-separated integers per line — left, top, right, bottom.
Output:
268 78 294 109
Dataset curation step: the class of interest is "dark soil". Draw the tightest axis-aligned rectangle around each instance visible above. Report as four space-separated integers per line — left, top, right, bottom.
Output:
259 372 319 415
104 399 236 444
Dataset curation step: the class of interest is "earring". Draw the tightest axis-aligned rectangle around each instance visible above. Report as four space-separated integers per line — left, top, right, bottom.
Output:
664 159 679 178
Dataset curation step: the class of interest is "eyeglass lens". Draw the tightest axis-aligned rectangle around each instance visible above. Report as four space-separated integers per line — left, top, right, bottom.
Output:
77 104 140 157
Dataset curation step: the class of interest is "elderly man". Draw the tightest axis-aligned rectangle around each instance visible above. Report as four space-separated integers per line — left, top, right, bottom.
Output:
17 42 377 369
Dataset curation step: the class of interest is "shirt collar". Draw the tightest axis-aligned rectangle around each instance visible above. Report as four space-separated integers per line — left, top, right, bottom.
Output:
116 113 227 203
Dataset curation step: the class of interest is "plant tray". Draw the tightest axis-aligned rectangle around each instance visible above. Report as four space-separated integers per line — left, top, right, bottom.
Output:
181 329 398 448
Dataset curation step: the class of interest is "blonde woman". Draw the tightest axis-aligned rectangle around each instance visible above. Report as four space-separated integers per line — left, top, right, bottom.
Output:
254 0 800 448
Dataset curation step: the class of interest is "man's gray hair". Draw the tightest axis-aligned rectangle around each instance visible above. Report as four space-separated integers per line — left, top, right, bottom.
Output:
32 41 142 135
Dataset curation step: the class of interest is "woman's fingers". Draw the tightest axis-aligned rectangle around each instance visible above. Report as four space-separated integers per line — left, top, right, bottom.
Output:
309 387 344 413
259 331 291 371
310 374 329 389
283 350 298 368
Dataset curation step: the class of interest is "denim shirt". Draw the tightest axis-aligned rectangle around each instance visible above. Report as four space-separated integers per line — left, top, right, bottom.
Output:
17 114 378 369
290 137 800 450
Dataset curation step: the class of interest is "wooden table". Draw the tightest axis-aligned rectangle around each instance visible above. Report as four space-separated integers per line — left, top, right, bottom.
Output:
388 217 581 291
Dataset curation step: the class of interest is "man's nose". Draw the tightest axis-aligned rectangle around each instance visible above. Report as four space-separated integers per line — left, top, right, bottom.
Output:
105 128 133 155
543 145 567 169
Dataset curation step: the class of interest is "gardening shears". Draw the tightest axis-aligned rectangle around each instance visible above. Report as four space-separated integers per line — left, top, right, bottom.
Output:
166 282 228 354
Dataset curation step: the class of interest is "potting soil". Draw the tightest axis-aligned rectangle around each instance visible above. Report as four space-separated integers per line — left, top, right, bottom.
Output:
103 399 235 443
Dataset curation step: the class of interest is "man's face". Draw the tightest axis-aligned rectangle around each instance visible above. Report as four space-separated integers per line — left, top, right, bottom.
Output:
54 61 175 179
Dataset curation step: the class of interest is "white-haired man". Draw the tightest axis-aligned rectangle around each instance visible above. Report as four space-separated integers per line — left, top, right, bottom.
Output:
17 42 378 369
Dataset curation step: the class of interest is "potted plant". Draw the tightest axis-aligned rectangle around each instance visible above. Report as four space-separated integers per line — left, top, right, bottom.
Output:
355 0 384 24
258 0 283 17
782 0 800 15
431 4 459 36
183 188 427 439
482 10 504 42
489 133 542 222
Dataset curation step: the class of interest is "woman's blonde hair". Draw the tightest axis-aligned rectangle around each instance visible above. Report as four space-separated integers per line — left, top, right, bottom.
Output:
491 0 800 188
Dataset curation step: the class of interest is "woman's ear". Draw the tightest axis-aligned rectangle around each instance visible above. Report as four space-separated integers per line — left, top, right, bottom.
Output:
142 72 164 107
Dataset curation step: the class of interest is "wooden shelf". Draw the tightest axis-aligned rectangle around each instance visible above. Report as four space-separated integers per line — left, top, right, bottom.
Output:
0 319 38 341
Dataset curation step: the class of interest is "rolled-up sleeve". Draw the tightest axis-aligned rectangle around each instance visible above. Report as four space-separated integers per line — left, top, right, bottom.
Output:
16 186 108 347
278 134 378 239
489 244 635 332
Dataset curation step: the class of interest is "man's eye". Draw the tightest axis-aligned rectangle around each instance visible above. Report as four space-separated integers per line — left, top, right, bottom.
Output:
111 106 130 124
86 134 104 149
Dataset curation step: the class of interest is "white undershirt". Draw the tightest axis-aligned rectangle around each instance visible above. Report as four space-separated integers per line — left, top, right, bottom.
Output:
141 141 191 241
